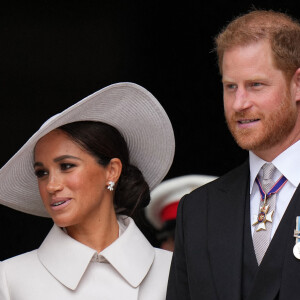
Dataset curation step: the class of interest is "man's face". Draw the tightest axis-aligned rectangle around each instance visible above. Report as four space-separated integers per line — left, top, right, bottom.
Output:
222 40 298 159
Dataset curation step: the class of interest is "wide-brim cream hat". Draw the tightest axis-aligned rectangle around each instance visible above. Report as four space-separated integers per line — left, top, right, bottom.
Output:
0 82 175 217
146 174 218 229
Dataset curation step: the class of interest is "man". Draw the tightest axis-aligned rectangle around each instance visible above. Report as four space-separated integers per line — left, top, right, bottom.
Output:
167 10 300 300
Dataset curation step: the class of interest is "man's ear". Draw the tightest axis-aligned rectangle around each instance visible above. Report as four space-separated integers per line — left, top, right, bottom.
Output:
106 158 122 185
292 68 300 103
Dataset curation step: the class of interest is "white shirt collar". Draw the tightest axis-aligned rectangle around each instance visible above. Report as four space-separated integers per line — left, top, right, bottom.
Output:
37 215 155 290
249 140 300 192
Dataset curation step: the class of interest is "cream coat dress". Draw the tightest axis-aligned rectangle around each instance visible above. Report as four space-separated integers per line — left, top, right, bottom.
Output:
0 216 172 299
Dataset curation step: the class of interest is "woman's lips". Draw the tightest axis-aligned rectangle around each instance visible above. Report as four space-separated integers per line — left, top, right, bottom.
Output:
50 198 72 210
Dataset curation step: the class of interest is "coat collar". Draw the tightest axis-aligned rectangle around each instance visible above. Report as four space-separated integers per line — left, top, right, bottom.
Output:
37 216 155 290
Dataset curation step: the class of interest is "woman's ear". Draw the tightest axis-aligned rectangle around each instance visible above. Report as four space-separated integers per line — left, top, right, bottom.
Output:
106 158 122 185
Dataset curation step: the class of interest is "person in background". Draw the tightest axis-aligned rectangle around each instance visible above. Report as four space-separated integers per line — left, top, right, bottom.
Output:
0 82 175 299
145 174 217 251
167 9 300 300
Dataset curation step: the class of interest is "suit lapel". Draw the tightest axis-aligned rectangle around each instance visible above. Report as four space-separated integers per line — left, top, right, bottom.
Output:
247 184 300 300
208 161 249 300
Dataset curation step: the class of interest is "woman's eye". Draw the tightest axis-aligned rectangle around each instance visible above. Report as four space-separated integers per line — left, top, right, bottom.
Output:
60 163 75 171
34 169 48 178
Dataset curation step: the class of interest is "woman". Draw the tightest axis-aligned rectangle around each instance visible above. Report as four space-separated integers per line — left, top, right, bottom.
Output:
0 82 175 299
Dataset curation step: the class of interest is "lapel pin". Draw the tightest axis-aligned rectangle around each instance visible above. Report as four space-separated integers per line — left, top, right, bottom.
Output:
293 216 300 259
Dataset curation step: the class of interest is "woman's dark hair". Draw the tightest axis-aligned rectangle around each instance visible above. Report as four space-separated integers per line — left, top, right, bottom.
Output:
58 121 150 217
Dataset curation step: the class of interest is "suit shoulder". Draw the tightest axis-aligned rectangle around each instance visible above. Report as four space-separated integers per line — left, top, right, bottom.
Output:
183 161 249 203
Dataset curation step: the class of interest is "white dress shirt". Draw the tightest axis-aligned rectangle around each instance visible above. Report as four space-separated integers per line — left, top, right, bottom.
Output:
0 215 172 299
249 140 300 237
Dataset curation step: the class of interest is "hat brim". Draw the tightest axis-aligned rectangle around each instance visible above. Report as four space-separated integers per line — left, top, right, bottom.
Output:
146 175 218 229
0 82 175 217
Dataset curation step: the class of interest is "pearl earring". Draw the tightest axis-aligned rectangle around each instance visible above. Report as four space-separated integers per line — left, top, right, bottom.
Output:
107 181 115 191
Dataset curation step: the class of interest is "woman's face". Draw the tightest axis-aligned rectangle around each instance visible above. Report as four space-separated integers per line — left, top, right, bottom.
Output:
34 129 113 228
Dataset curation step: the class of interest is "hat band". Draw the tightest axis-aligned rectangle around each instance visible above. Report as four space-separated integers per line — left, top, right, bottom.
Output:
160 201 179 222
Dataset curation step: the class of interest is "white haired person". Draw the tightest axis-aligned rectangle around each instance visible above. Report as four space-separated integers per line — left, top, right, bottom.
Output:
0 83 175 299
146 175 217 251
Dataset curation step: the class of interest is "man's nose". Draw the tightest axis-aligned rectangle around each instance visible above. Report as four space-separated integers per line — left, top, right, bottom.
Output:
232 87 252 112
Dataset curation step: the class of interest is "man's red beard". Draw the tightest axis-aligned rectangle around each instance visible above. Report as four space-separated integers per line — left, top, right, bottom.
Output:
225 93 298 152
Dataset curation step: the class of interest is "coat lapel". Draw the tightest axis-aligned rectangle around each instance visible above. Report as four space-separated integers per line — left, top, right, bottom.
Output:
247 184 300 300
38 217 155 292
38 224 96 290
208 161 249 300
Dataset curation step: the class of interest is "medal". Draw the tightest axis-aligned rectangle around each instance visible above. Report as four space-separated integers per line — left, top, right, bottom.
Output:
252 202 274 231
293 216 300 259
252 175 287 232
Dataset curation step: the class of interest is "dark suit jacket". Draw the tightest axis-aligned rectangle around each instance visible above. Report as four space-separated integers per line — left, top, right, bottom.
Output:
166 160 300 300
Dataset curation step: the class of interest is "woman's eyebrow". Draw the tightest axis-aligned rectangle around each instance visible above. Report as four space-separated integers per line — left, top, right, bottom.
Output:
33 162 43 168
33 155 82 168
53 155 82 162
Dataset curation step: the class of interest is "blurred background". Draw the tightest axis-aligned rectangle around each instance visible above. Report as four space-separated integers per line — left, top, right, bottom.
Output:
1 0 300 259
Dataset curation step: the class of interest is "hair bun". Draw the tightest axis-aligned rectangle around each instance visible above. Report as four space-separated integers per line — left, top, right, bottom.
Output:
114 164 150 217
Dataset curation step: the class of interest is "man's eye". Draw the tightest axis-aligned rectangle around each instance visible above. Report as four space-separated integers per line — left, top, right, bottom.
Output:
251 82 262 87
224 83 237 90
60 163 75 171
34 169 47 178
